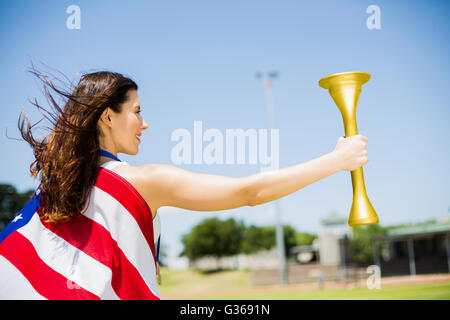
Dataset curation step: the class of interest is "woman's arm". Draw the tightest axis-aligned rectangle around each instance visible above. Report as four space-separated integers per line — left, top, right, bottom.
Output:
246 151 342 206
139 135 368 212
248 134 369 206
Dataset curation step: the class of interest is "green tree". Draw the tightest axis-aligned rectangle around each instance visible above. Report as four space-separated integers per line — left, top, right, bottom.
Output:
0 184 35 230
181 218 299 260
295 232 317 246
350 224 386 263
241 224 298 257
282 225 298 256
181 217 245 260
241 225 275 254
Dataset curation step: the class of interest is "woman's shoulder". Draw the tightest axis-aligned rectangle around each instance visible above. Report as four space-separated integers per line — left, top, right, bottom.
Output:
109 163 163 180
107 163 162 218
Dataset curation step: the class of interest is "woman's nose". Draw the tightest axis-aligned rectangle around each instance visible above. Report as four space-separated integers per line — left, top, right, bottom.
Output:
141 118 149 130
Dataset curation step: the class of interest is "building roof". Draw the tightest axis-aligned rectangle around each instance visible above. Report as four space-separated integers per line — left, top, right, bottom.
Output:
382 222 450 239
321 212 347 226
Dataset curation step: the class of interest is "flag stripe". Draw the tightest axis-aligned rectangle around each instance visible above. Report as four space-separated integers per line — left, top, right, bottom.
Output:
95 168 156 264
0 165 160 300
84 186 160 298
18 213 118 299
0 255 45 299
0 231 99 300
41 214 159 300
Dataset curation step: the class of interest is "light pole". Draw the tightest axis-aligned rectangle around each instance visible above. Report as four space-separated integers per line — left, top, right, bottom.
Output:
256 71 288 285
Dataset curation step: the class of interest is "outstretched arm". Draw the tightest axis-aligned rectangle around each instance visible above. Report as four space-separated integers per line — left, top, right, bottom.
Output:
246 151 342 206
140 135 368 212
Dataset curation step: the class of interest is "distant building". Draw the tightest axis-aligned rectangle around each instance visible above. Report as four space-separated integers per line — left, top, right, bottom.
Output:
290 240 319 264
290 214 450 282
173 212 450 284
318 213 352 266
284 213 357 285
289 213 351 266
373 220 450 277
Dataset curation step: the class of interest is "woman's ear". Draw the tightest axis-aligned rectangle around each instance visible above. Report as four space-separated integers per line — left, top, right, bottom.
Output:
100 107 113 128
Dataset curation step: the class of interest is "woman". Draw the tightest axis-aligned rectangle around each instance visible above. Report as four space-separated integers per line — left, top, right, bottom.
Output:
0 69 368 300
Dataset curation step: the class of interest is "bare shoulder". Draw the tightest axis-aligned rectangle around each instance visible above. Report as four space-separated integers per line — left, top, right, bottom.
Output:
111 163 168 218
110 163 253 214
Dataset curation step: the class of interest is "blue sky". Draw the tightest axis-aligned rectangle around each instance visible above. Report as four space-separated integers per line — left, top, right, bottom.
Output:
0 0 449 260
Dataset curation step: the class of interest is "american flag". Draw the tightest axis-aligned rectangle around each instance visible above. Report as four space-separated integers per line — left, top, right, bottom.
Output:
0 166 161 300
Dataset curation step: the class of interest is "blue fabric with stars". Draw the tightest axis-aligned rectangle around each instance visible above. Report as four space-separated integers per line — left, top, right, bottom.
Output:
0 191 43 245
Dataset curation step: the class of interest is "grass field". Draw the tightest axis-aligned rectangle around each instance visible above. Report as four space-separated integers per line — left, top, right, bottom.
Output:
158 267 450 300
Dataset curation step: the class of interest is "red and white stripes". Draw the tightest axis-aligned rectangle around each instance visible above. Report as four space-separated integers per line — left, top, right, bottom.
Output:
0 164 160 300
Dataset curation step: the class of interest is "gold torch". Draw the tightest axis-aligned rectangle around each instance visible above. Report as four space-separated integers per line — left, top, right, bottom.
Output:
319 71 379 226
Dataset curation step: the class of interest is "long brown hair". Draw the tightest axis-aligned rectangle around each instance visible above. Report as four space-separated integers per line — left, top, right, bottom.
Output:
17 66 138 222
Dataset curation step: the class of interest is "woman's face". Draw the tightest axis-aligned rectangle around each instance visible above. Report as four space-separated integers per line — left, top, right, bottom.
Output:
100 89 149 155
